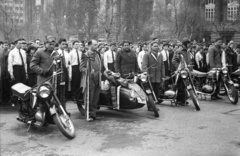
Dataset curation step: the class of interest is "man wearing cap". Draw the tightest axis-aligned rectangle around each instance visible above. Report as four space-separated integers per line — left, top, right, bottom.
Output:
104 42 117 72
30 41 57 83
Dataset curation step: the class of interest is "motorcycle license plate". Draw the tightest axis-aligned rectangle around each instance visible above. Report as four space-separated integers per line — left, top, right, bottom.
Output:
146 89 151 94
187 85 192 90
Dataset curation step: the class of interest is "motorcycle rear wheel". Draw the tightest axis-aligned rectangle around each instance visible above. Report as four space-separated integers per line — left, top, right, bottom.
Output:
189 90 200 111
53 106 75 139
224 84 238 104
147 95 159 117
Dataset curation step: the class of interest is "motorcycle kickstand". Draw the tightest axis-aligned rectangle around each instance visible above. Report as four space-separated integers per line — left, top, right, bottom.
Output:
26 121 33 132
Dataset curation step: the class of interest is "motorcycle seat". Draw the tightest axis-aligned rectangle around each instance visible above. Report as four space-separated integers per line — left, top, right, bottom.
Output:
11 83 31 101
192 70 207 78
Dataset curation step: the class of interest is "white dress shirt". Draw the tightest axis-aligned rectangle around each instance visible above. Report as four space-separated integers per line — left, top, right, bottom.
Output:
137 50 147 71
57 49 71 78
104 49 116 70
195 51 203 68
8 47 27 76
69 49 82 66
161 49 169 62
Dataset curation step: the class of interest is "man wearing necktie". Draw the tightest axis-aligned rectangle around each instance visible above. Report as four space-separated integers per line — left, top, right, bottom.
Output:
57 38 70 112
8 39 27 84
69 41 83 100
103 42 117 72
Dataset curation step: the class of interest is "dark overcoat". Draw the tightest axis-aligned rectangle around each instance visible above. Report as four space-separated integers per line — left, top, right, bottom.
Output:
142 51 165 83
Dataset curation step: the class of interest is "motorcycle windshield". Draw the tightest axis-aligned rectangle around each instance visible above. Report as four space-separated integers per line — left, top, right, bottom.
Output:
128 81 146 100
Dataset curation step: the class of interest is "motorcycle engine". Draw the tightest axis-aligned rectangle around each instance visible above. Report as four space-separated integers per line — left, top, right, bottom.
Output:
164 90 176 99
202 85 213 93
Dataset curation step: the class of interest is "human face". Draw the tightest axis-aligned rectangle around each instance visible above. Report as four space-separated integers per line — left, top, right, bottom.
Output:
73 42 80 50
143 45 148 51
3 43 9 49
60 41 68 50
111 45 116 51
91 40 98 51
79 44 84 52
163 45 169 51
123 43 130 51
16 40 22 49
151 43 159 52
21 41 27 49
216 40 222 46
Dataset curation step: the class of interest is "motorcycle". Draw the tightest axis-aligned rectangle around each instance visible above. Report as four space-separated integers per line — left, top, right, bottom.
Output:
192 67 238 104
231 68 240 96
75 70 159 118
159 55 200 111
11 57 75 139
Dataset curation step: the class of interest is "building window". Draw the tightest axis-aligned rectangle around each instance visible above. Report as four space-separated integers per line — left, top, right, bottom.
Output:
205 0 215 22
227 0 239 21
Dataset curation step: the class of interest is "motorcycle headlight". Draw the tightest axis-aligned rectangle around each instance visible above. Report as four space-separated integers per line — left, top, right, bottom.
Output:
222 69 228 74
140 74 147 82
180 70 188 78
37 83 52 100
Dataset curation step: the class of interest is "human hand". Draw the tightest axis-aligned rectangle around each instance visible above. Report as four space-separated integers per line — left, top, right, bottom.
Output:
10 74 15 80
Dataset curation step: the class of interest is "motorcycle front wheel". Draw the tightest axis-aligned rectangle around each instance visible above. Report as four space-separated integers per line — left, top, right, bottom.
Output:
76 88 86 116
147 95 159 117
189 90 200 111
224 84 238 104
53 105 76 139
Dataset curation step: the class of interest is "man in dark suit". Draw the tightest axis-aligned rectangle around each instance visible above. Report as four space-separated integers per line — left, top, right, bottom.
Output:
208 38 223 100
115 41 139 78
142 41 165 105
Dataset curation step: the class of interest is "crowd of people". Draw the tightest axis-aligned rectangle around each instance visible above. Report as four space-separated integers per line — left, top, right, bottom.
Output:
0 36 240 120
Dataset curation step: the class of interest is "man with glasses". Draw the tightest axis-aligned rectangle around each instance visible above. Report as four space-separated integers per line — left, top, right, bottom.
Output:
115 41 139 78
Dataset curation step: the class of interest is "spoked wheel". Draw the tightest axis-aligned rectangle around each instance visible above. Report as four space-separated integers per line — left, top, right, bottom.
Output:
75 88 86 116
189 90 200 111
53 105 75 139
147 95 159 117
223 83 238 104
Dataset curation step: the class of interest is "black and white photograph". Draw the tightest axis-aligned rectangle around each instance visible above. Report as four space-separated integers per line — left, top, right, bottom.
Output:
0 0 240 155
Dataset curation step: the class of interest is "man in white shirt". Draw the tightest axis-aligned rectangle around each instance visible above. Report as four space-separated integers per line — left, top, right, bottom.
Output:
161 43 173 76
137 43 148 71
57 38 70 112
69 41 83 100
104 42 117 72
8 39 27 84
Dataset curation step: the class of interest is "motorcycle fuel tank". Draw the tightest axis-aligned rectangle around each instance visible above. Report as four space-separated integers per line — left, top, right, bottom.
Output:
202 85 213 93
164 90 176 99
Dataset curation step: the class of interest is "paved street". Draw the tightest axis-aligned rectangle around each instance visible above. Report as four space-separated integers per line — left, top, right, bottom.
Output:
0 96 240 156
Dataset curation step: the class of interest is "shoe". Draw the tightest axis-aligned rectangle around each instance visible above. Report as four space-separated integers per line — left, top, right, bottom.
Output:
211 96 218 100
87 117 94 122
92 116 101 120
176 102 186 106
216 95 222 99
148 107 159 111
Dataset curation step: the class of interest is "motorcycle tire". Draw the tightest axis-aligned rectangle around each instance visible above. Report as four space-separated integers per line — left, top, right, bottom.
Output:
224 84 238 105
53 106 75 139
147 95 159 117
189 90 200 111
75 89 86 116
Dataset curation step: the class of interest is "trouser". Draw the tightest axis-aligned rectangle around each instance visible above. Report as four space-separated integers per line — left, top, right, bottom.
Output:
0 77 2 102
27 73 37 87
176 78 187 103
151 82 160 99
85 81 101 118
71 65 81 98
13 66 26 84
